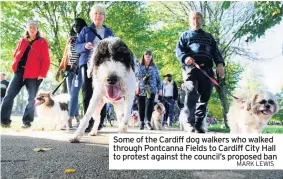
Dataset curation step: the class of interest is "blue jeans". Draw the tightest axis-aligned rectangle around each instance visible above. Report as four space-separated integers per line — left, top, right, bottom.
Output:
66 70 82 118
0 71 42 125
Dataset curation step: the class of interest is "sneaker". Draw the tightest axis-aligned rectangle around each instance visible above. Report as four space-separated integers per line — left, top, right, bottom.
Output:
73 122 80 129
61 123 73 130
21 123 31 129
1 123 11 128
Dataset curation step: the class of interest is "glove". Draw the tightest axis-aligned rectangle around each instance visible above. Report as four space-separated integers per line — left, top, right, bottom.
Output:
71 63 78 73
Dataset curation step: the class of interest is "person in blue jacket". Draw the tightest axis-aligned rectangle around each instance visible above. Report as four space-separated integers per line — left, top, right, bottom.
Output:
175 11 225 133
76 4 114 132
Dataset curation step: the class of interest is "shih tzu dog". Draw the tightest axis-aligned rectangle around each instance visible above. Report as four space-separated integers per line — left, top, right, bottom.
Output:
69 37 136 143
151 102 166 130
130 111 140 127
34 91 70 131
228 90 279 134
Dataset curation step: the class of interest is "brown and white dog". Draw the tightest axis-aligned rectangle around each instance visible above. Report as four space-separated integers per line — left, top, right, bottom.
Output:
130 111 140 127
228 90 279 134
151 102 166 130
70 37 136 143
34 91 70 131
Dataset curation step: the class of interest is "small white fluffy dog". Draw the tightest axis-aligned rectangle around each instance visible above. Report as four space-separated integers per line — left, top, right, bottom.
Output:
70 37 136 143
228 90 279 134
151 102 166 130
130 111 140 127
179 108 208 133
34 92 70 131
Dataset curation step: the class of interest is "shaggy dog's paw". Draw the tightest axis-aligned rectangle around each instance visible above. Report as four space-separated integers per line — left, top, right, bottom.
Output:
88 131 97 136
69 136 80 143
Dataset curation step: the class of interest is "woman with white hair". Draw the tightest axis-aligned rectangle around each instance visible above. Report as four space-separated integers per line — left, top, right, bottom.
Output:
76 4 114 132
175 11 225 133
1 20 50 128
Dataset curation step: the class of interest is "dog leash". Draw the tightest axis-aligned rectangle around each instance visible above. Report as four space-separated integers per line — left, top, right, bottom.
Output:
52 71 71 95
192 62 240 100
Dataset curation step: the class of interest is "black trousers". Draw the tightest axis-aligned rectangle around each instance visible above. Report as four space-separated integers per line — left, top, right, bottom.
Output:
183 66 214 129
80 64 105 128
138 94 155 124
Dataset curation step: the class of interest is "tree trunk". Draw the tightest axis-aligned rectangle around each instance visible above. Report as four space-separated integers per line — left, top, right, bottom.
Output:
215 76 229 128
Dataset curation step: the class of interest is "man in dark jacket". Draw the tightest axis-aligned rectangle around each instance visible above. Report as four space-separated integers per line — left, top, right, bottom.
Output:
175 11 225 133
160 74 178 127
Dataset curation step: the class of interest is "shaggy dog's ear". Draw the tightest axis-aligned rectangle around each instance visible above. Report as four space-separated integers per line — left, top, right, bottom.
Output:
94 39 110 67
250 93 259 113
109 38 135 71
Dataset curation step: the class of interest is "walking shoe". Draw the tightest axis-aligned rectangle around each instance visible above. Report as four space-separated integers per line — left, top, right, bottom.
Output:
98 124 103 130
1 123 11 128
85 127 91 133
73 122 80 129
139 123 145 130
195 127 205 133
21 123 31 129
145 122 153 130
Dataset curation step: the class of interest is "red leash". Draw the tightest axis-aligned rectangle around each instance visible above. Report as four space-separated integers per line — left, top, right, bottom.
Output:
192 62 240 100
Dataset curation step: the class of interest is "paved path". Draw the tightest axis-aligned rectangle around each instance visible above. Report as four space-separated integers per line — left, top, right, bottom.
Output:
1 127 283 179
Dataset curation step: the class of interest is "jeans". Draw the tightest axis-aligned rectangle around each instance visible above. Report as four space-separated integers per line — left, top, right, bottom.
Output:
162 97 174 126
183 67 214 129
1 71 42 125
80 64 105 128
66 70 82 118
138 94 155 124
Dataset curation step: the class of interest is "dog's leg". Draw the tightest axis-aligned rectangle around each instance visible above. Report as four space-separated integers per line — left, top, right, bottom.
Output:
89 102 105 136
121 95 135 133
151 117 155 130
114 102 125 133
69 94 102 143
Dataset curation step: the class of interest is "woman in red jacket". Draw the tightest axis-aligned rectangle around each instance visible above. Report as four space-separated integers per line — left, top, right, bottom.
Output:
1 20 50 128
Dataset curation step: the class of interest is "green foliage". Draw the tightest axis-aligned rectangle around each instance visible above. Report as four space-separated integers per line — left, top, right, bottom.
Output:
1 2 281 119
106 1 150 58
221 2 231 10
272 91 283 121
237 2 283 41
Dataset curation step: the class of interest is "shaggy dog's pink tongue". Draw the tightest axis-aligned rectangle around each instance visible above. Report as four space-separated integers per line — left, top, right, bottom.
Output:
106 85 120 100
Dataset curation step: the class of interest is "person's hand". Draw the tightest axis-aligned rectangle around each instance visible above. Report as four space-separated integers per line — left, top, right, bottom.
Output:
185 57 195 65
37 76 44 80
55 70 61 82
71 63 78 72
216 63 225 78
158 90 162 96
85 42 94 50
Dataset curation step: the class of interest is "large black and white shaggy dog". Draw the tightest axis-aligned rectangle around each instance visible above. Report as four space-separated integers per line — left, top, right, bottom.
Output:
70 37 136 143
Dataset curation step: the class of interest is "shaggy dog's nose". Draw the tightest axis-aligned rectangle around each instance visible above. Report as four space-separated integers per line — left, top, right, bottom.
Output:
107 76 118 85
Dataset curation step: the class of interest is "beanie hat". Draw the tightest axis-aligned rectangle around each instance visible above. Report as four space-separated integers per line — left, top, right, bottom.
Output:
26 20 38 30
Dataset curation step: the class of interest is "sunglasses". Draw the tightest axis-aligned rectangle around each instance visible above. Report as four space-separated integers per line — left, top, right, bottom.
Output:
145 53 152 56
